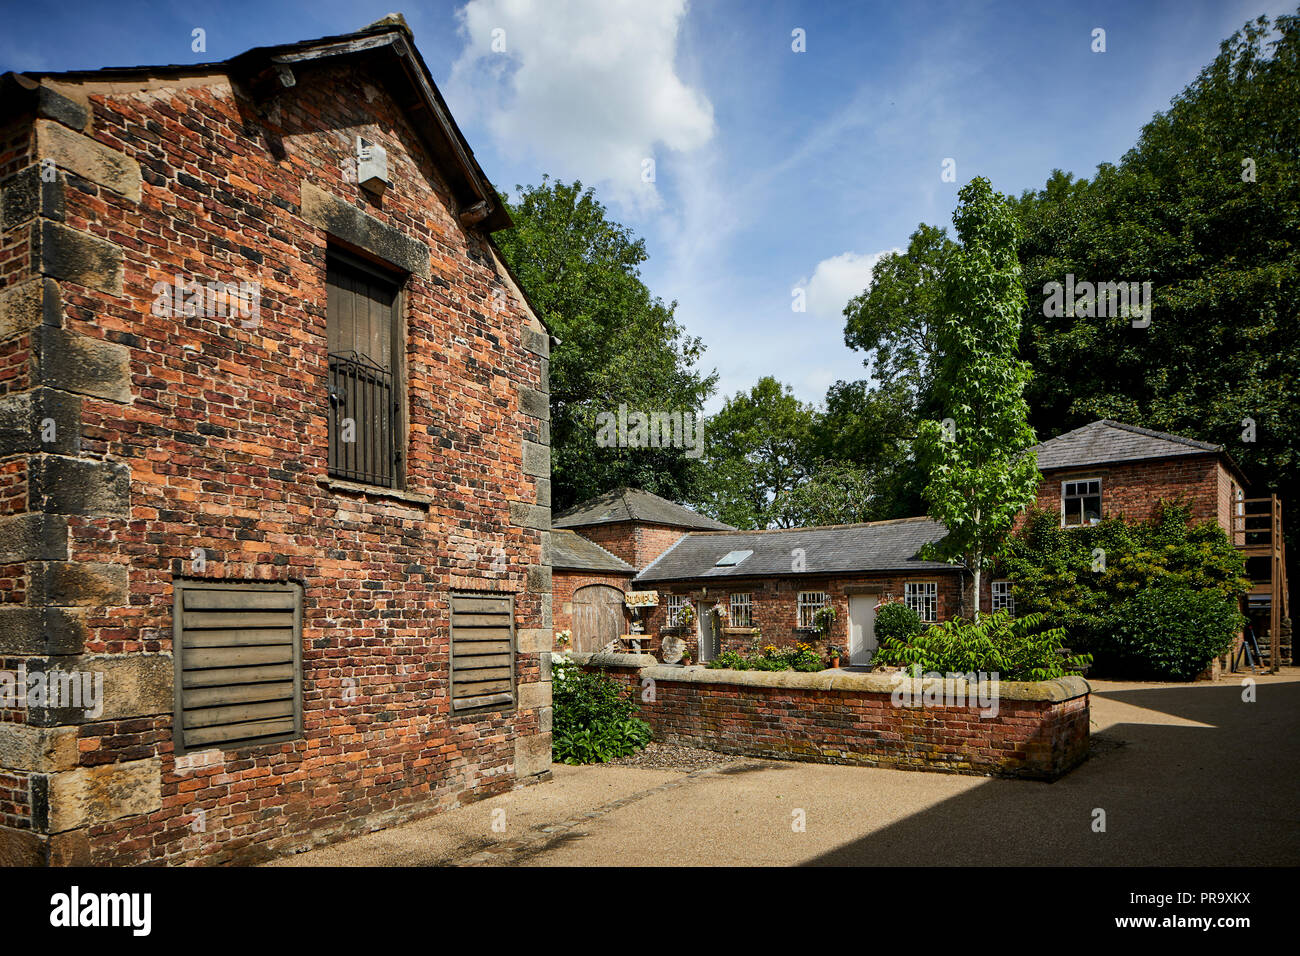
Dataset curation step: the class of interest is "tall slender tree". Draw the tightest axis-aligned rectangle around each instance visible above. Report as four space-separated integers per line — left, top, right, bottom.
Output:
917 178 1041 618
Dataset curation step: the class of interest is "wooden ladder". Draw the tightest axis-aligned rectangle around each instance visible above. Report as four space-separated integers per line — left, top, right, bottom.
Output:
1234 495 1290 672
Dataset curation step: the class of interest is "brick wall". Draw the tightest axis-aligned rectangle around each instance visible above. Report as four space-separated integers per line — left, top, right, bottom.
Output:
574 521 688 570
577 655 1090 781
1031 456 1228 529
0 44 553 865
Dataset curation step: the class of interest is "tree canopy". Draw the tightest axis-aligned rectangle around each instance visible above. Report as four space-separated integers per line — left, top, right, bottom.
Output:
495 178 717 511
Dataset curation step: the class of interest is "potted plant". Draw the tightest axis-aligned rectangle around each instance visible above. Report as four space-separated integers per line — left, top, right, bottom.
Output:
681 647 693 666
827 644 842 668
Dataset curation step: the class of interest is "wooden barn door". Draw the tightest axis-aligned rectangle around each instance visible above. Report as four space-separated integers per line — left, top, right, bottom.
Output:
572 585 626 652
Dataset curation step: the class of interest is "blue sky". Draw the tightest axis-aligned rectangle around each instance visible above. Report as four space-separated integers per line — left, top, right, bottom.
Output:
3 0 1291 411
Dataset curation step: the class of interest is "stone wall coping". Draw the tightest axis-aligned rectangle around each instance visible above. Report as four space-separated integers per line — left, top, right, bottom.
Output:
573 653 1090 702
562 651 657 669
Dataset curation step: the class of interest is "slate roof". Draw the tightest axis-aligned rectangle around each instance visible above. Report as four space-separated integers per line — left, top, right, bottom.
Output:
554 488 734 531
635 517 956 583
551 530 635 574
1030 420 1225 471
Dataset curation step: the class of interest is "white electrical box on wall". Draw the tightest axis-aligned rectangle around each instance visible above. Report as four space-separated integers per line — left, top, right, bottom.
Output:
356 137 389 195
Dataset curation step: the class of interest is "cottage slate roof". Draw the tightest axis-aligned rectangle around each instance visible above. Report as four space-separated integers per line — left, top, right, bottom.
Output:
554 488 734 531
634 517 956 583
551 530 635 574
1030 419 1224 471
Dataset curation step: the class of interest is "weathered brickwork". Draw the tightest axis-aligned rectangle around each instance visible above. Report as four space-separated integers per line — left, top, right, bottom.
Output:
576 521 687 570
1030 456 1231 530
580 656 1090 780
0 22 552 866
551 569 634 645
642 572 964 660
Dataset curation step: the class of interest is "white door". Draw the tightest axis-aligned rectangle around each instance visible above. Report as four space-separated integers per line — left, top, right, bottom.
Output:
848 594 878 666
695 601 719 663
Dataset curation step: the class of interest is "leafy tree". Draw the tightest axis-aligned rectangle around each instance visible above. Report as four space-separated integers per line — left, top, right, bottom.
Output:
811 379 926 519
770 461 878 527
695 376 818 528
1016 11 1300 587
495 178 717 510
916 177 1042 617
842 223 958 404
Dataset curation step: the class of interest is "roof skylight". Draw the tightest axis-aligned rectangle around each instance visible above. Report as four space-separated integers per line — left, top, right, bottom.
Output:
714 549 753 567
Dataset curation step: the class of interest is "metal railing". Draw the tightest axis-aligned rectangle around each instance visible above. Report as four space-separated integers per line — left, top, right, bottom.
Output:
328 351 398 488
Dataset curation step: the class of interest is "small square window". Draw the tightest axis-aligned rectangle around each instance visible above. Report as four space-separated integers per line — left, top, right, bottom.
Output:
1062 478 1102 526
666 594 688 627
730 593 753 628
904 582 938 622
992 580 1015 616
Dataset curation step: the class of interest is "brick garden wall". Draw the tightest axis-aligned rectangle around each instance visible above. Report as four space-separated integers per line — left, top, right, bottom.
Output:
0 45 553 865
574 654 1091 781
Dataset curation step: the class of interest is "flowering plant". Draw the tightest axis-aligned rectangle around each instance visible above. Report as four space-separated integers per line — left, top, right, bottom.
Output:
554 629 572 649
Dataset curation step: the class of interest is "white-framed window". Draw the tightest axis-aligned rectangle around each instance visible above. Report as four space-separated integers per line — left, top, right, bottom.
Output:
730 592 753 628
1061 478 1102 526
666 594 687 627
797 591 828 629
905 582 938 622
991 580 1015 616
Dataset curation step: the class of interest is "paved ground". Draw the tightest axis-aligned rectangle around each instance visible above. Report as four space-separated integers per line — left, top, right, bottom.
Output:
267 669 1300 866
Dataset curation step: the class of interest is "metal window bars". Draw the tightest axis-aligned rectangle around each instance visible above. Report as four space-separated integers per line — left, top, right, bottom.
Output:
328 350 398 488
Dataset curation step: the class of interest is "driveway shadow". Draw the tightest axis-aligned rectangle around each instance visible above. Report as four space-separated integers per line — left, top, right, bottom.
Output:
800 678 1300 866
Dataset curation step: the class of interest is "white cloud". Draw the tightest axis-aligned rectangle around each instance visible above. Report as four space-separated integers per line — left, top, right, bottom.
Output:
449 0 714 208
797 248 902 321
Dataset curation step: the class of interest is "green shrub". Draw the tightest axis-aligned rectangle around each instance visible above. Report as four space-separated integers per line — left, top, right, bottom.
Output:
1098 583 1244 680
551 657 652 764
704 641 826 672
875 600 923 647
872 610 1091 681
706 650 750 670
999 502 1249 677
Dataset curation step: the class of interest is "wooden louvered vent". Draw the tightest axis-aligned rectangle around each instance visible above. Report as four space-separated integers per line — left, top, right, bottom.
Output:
450 593 516 712
173 580 303 755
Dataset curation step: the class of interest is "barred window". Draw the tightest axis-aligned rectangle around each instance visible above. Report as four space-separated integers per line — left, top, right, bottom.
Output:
797 591 828 629
730 593 753 628
327 251 404 489
905 582 938 622
666 594 687 627
992 580 1015 616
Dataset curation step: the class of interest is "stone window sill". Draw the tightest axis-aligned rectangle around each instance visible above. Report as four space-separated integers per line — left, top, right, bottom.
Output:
317 476 432 508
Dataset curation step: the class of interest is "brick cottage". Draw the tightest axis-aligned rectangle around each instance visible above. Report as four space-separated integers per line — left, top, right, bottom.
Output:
552 421 1288 667
0 16 556 865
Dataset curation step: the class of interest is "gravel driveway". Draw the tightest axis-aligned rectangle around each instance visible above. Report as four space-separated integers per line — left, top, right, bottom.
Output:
267 670 1300 867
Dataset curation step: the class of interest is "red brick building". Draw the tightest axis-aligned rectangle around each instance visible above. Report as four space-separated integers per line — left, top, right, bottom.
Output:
0 17 554 865
552 488 962 666
555 421 1287 668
